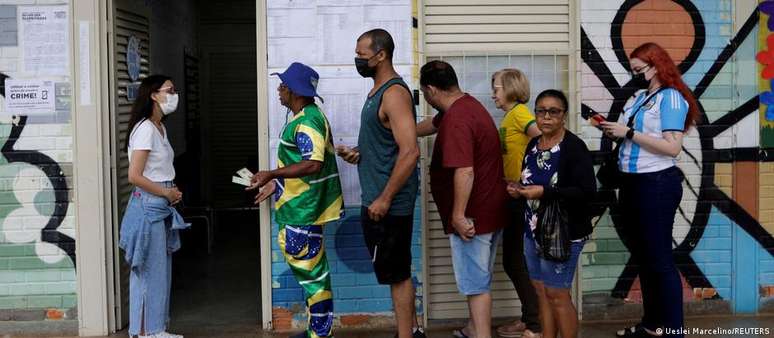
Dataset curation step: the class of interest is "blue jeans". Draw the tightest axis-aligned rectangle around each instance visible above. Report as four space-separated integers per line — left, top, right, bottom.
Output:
449 230 503 295
122 183 175 335
524 233 584 289
619 166 684 337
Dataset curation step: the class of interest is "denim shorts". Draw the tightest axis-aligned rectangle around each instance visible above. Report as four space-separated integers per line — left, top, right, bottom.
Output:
524 232 584 289
449 229 503 296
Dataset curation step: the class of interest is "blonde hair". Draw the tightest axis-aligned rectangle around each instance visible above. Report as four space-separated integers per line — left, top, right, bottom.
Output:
492 68 530 104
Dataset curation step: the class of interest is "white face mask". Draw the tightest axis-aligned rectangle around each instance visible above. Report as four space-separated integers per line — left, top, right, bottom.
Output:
160 93 179 115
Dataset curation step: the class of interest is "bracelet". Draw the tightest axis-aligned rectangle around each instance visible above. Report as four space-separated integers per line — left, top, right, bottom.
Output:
625 128 635 140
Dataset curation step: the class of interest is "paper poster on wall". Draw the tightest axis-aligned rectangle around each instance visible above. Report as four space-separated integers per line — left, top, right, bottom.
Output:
19 5 69 76
0 5 18 47
79 21 92 105
2 79 56 115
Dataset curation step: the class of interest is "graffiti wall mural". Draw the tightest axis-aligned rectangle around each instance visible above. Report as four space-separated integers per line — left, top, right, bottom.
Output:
0 1 77 320
760 1 774 147
0 80 77 319
580 0 774 318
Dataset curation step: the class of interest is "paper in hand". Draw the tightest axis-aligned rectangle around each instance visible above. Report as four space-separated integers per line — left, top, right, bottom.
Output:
237 168 254 180
232 176 251 187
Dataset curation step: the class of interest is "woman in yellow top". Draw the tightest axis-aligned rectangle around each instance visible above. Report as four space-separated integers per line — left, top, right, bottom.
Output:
493 69 542 338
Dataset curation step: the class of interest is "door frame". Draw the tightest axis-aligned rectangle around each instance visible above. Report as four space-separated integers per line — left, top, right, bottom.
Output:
103 0 153 332
85 0 272 333
255 0 273 329
72 0 112 336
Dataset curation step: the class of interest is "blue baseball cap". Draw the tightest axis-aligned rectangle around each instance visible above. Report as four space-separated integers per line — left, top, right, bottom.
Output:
271 62 324 103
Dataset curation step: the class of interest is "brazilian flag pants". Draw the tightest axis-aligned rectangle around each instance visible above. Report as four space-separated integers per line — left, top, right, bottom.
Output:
278 224 334 338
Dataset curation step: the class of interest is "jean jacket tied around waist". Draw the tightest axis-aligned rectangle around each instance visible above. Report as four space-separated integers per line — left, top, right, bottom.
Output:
119 184 190 269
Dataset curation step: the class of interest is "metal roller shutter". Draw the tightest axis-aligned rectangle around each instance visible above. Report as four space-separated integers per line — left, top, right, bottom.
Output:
108 0 151 328
424 137 525 320
424 0 571 54
421 0 575 321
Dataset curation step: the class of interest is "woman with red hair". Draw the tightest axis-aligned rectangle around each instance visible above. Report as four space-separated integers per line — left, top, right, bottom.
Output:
601 42 699 338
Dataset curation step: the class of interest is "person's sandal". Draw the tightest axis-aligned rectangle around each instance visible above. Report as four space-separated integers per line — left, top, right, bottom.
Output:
497 320 526 338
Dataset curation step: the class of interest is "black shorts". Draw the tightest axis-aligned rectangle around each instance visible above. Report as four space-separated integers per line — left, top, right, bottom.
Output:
361 207 413 285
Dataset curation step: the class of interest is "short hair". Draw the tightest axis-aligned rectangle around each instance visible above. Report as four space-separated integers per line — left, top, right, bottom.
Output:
420 60 459 91
535 89 569 113
358 29 395 60
492 69 530 104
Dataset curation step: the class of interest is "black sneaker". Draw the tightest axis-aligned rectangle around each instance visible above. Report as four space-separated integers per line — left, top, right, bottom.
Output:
616 323 657 337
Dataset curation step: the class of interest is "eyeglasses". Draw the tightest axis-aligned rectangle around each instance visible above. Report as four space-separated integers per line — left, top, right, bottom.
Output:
158 86 178 95
631 64 650 75
534 108 564 118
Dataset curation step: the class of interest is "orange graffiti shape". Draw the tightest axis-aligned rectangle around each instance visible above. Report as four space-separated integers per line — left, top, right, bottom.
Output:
621 0 695 64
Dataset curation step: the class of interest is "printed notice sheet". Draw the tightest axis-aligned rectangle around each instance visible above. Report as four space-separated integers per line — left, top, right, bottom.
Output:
19 5 69 76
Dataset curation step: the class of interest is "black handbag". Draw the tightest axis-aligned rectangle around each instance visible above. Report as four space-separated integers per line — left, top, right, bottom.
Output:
596 87 668 188
536 198 571 262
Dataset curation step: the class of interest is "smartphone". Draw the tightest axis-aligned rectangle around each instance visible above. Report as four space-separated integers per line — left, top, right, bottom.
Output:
582 106 606 130
588 113 605 130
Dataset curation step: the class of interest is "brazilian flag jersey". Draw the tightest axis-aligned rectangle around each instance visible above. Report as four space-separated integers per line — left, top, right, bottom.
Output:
274 103 343 225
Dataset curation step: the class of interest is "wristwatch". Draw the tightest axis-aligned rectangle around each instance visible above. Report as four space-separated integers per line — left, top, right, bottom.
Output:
625 128 635 140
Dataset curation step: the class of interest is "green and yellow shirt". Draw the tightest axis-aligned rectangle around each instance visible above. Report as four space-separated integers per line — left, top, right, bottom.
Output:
274 104 343 225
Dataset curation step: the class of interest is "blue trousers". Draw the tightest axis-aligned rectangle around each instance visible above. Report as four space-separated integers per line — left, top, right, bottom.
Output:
124 185 174 335
619 166 684 337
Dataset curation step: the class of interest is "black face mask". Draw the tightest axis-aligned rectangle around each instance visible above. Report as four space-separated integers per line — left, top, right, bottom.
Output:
630 72 648 88
355 57 376 78
355 50 381 78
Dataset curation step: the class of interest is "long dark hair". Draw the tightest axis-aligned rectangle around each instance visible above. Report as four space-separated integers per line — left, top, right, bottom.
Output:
630 43 699 131
124 75 171 150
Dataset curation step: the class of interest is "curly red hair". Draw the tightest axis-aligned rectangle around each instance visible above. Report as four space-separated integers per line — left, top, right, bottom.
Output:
630 43 700 131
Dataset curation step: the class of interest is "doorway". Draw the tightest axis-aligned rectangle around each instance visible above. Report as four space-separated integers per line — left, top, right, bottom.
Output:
106 0 265 333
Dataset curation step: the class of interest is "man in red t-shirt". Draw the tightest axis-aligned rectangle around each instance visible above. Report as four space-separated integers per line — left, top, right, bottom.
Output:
417 60 508 338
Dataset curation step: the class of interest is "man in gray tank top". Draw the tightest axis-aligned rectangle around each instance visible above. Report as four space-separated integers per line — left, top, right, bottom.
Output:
336 29 423 338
